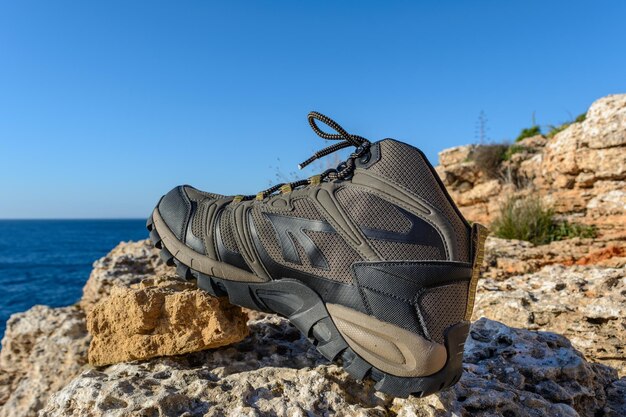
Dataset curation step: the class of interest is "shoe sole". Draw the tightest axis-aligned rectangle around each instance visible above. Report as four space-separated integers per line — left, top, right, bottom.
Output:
146 211 467 398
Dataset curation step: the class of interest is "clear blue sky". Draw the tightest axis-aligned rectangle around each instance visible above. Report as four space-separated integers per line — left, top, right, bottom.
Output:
1 1 624 218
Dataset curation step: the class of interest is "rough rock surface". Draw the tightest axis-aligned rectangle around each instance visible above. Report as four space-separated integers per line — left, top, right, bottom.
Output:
475 264 626 376
0 305 89 417
87 277 249 366
0 239 247 417
436 94 626 243
81 239 171 314
482 236 626 280
41 317 626 417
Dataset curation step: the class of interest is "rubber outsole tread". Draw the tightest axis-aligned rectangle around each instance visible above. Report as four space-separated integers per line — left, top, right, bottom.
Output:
146 214 466 398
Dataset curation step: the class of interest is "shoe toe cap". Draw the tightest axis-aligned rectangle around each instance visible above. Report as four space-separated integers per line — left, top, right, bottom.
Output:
158 185 193 241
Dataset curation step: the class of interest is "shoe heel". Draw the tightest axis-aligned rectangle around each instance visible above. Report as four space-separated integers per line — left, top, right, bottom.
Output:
328 223 488 397
327 302 469 397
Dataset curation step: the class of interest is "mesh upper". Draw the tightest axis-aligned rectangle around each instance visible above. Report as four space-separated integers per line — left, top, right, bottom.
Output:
418 282 468 344
335 187 411 233
368 140 470 262
219 205 240 253
191 202 206 239
251 197 362 283
187 186 223 242
369 240 442 261
336 187 445 261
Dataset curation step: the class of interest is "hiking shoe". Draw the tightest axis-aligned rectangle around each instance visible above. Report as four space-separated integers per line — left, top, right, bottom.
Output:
146 112 487 398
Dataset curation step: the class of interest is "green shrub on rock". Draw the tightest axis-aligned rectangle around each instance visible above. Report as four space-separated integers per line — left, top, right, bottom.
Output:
492 196 596 245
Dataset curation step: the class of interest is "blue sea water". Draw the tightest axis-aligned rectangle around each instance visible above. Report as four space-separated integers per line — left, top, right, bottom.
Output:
0 220 148 339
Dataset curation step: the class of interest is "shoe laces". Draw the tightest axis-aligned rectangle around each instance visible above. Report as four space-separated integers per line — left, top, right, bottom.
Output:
234 112 371 202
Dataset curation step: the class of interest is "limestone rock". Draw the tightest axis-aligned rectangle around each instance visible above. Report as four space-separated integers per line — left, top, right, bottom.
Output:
81 239 171 314
575 146 626 181
456 179 501 205
0 305 89 417
474 264 626 376
452 202 491 226
438 145 473 166
87 277 249 366
482 236 626 280
583 94 626 149
40 317 626 417
543 122 584 176
436 154 481 188
587 189 626 214
517 133 547 148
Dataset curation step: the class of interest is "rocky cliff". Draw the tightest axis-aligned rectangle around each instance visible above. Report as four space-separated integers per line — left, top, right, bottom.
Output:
436 94 626 243
0 94 625 417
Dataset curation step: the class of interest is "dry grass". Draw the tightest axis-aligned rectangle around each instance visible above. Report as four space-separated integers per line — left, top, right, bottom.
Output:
472 144 508 179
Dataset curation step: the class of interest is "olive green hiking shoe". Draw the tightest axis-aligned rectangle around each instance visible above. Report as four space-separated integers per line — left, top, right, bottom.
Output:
147 112 487 398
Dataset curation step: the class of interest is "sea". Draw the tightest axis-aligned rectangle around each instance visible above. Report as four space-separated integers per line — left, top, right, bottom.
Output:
0 220 148 339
